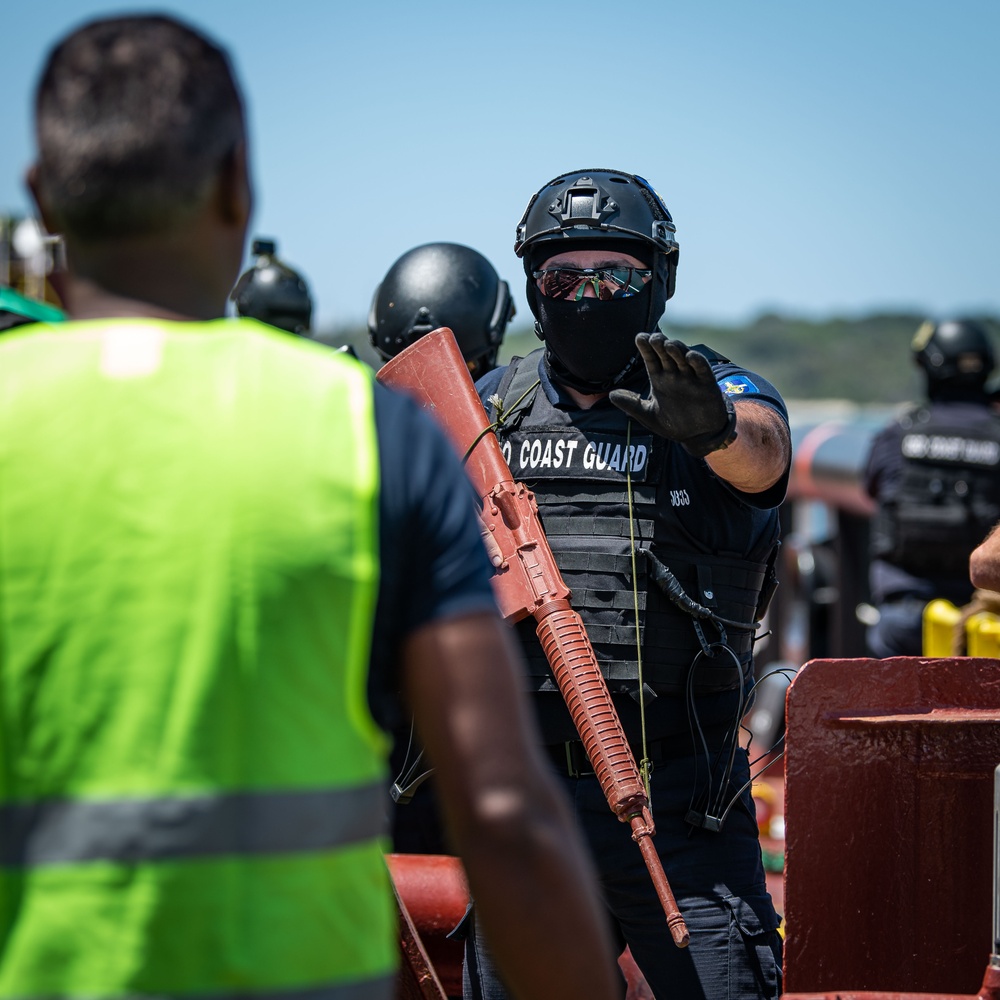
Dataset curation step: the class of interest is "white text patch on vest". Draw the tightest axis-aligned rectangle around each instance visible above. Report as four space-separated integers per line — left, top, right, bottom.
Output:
901 433 1000 465
502 433 651 478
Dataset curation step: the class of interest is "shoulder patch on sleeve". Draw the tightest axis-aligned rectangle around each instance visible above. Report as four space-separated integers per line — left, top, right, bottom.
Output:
719 375 759 396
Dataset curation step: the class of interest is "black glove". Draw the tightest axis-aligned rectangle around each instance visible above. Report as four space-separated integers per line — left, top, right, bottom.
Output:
609 333 738 457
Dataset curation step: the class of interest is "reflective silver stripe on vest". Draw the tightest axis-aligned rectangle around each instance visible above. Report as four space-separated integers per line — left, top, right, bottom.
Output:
0 782 387 867
1 973 397 1000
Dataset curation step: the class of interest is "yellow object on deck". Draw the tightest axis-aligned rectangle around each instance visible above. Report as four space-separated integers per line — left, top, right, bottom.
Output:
922 599 961 657
921 599 1000 657
966 611 1000 657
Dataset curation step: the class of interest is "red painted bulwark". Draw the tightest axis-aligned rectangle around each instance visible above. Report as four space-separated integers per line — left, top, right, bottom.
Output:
387 854 468 999
783 658 1000 996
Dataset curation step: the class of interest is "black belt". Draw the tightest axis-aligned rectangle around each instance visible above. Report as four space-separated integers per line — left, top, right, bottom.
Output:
544 730 727 779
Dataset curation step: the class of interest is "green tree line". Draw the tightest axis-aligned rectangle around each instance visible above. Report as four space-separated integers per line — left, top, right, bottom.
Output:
319 311 1000 405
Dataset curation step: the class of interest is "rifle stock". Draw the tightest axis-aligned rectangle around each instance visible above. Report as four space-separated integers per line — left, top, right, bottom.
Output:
377 328 688 948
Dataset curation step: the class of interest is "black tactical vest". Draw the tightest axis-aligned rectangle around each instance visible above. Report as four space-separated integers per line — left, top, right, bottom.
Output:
486 351 779 698
871 403 1000 578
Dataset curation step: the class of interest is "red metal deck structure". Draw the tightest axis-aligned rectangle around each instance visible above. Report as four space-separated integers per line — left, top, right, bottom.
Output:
783 657 1000 999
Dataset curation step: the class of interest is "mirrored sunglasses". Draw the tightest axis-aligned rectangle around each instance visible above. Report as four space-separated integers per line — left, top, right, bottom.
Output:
532 266 653 302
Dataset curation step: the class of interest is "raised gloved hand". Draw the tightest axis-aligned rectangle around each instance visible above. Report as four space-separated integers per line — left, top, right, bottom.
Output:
609 333 738 457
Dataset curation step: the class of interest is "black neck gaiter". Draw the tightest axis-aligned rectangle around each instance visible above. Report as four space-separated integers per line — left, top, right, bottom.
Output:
926 381 990 404
537 285 653 394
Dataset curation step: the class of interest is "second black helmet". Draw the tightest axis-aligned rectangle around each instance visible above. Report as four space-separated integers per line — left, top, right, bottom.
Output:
231 238 313 336
368 242 514 378
912 318 995 388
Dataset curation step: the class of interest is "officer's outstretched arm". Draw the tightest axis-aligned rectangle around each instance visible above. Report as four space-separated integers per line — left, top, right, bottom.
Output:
609 333 789 493
704 399 790 493
402 610 621 1000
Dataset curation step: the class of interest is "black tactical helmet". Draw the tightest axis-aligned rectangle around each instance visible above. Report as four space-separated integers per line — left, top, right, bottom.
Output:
514 169 680 331
231 238 313 335
368 242 514 377
912 318 995 387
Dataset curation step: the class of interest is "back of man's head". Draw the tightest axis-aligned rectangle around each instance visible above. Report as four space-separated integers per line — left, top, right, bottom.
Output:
33 15 245 242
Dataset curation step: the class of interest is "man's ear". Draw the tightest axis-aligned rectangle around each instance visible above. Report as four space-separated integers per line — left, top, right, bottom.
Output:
216 141 253 229
25 163 61 237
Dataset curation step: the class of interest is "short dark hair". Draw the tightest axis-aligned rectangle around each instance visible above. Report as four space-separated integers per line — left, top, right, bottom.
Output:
34 14 245 240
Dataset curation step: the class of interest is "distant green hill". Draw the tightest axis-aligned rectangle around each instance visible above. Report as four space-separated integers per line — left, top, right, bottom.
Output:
318 311 1000 406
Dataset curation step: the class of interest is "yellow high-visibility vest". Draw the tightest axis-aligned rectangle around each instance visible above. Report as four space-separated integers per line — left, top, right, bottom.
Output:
0 318 394 1000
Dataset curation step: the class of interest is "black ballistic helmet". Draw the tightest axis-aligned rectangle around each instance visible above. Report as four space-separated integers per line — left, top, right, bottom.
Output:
912 318 995 388
368 242 514 376
515 169 680 331
231 238 313 335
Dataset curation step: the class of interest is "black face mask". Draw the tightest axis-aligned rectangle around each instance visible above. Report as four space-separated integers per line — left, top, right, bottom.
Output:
536 283 653 393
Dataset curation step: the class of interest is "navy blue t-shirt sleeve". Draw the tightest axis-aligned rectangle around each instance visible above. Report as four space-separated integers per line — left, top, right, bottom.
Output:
713 364 787 419
711 362 791 509
367 383 498 731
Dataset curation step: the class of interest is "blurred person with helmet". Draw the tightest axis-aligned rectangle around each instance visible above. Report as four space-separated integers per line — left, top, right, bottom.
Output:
368 241 515 858
864 318 1000 656
368 241 514 379
461 169 790 1000
231 237 313 335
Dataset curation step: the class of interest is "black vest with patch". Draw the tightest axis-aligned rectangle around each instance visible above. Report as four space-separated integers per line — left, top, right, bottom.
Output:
485 350 779 698
871 402 1000 578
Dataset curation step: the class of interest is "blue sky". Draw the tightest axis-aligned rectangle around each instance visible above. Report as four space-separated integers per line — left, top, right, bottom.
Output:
4 0 998 331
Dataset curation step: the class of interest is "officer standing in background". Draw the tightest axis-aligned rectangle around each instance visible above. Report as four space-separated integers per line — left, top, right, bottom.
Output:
368 241 515 856
864 319 1000 657
465 169 791 1000
0 18 623 1000
231 236 313 335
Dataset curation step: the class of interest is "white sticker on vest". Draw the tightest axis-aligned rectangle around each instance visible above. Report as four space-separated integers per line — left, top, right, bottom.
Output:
100 325 166 378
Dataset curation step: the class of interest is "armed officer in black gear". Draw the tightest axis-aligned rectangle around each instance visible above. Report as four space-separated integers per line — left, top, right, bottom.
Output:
369 241 514 379
369 241 516 855
463 170 791 1000
231 237 313 335
864 318 1000 657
